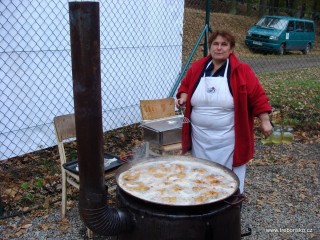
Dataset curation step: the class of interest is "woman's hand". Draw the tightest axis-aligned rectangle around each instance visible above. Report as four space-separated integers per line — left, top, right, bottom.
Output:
176 93 188 108
259 112 273 137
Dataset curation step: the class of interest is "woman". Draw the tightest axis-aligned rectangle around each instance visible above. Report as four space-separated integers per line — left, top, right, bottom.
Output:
176 30 273 193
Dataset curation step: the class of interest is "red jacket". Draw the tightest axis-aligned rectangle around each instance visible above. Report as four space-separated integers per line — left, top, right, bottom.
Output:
176 53 272 167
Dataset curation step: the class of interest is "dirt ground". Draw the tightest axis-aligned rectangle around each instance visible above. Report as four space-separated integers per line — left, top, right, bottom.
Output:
1 133 319 239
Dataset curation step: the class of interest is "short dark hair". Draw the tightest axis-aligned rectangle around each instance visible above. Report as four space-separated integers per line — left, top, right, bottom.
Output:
208 30 236 49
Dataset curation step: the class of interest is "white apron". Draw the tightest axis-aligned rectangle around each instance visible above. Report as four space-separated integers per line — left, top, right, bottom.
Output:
190 59 246 193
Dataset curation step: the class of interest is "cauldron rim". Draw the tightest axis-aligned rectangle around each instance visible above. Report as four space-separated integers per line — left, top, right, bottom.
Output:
115 155 239 207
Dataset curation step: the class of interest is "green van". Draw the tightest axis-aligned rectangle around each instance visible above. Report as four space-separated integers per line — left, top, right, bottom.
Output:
245 16 315 55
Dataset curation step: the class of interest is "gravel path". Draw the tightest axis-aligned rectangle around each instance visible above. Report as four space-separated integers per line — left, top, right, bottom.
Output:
1 141 319 240
241 141 319 240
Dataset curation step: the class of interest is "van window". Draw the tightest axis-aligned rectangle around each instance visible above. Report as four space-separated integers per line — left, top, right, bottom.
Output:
296 21 304 32
287 21 294 32
256 17 288 30
305 22 314 32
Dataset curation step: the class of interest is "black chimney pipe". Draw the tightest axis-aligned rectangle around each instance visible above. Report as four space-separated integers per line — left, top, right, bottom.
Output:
69 1 133 236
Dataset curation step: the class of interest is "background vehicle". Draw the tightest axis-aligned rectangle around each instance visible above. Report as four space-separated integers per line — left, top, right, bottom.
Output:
245 16 315 55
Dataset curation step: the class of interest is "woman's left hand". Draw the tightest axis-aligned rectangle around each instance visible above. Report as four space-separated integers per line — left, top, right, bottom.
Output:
259 112 273 136
261 120 273 137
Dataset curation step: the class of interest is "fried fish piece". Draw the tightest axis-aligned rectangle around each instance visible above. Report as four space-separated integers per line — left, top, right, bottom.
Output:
192 168 207 174
172 185 183 191
124 182 150 191
158 163 170 172
205 175 221 185
192 186 206 192
148 164 167 172
147 166 158 173
167 172 186 180
206 190 219 198
122 171 140 181
194 190 219 204
152 173 165 178
194 195 209 204
162 196 177 204
193 179 206 184
174 164 186 172
157 188 166 194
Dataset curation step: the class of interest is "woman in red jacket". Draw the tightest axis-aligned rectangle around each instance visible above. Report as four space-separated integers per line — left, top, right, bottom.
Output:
176 30 273 193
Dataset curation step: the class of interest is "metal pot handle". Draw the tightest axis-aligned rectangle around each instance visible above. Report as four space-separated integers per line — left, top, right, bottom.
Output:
120 153 133 162
241 227 252 238
223 194 246 206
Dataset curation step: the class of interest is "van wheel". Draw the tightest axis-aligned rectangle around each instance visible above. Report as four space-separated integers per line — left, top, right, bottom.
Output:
302 43 311 55
278 44 285 55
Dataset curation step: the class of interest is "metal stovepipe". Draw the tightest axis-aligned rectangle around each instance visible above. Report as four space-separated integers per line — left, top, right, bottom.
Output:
69 1 133 236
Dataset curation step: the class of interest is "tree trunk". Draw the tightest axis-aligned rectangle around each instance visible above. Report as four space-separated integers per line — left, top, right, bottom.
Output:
286 0 296 16
229 0 237 14
259 0 268 16
246 0 254 16
313 0 319 10
299 1 306 18
269 0 280 15
312 0 320 19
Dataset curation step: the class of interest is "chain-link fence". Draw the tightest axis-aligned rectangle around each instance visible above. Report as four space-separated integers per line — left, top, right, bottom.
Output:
1 0 185 160
1 0 319 161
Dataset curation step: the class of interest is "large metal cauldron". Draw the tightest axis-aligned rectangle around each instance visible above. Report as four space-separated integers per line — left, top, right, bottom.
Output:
114 156 243 240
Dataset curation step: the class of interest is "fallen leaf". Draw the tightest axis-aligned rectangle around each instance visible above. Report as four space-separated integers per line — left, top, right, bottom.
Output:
4 188 18 198
21 223 32 229
14 229 26 237
40 223 51 231
22 207 30 211
273 208 282 213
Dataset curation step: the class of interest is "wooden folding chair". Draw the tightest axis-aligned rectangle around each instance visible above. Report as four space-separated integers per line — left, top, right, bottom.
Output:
54 113 118 239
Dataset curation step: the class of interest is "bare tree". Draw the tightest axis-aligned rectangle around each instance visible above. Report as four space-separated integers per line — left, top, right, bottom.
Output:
299 1 306 18
229 0 237 14
312 0 320 20
269 0 280 15
285 0 299 16
246 0 255 16
259 0 268 16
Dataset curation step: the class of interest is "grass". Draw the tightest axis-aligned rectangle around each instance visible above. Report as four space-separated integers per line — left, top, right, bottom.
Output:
258 68 320 130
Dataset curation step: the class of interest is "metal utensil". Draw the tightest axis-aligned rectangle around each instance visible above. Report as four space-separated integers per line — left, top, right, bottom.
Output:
179 107 190 124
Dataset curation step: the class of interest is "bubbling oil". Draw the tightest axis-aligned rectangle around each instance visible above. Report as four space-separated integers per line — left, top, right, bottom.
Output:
118 160 237 206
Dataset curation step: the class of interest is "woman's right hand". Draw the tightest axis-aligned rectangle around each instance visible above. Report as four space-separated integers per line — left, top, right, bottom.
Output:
176 93 188 108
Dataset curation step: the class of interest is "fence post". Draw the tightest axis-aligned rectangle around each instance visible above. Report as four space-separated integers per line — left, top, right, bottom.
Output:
204 0 211 57
169 25 208 97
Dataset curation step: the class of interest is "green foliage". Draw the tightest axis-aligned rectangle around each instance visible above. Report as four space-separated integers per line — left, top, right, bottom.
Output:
20 178 44 190
21 193 35 204
67 148 77 160
225 0 320 18
20 183 29 189
18 178 45 207
35 178 44 189
41 158 58 174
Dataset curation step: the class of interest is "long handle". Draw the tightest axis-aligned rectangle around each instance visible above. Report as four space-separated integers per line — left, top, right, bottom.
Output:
179 106 185 116
224 194 246 206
